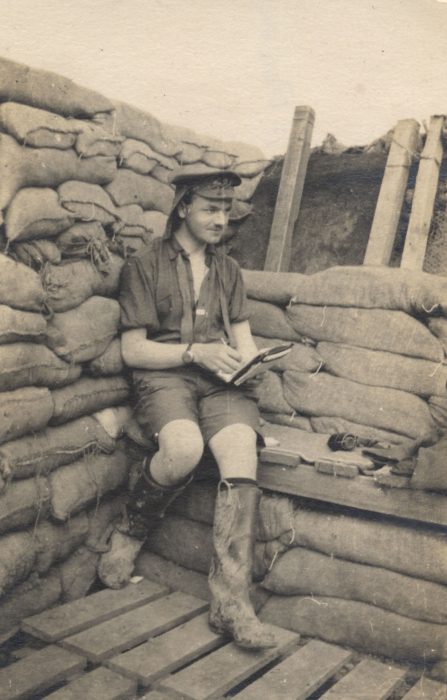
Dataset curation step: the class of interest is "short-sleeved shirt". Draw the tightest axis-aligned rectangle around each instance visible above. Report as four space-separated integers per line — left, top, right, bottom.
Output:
119 235 250 344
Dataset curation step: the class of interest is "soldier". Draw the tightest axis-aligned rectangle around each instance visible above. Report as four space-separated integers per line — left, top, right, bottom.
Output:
99 165 276 649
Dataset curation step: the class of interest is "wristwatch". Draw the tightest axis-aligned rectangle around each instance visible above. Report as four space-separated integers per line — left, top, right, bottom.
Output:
182 342 195 364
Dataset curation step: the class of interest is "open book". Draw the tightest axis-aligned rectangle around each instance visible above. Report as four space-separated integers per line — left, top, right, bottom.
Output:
217 343 293 386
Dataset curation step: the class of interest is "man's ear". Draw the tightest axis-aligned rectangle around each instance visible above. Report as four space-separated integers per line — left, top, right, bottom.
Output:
178 201 187 219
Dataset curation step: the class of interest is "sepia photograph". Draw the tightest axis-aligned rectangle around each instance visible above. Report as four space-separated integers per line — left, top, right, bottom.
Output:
0 1 447 697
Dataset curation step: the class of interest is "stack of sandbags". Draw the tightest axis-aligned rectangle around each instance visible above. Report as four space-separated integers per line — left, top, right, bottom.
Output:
243 266 447 444
139 479 447 671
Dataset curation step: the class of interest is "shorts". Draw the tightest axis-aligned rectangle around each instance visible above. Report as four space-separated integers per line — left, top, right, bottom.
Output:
132 366 261 443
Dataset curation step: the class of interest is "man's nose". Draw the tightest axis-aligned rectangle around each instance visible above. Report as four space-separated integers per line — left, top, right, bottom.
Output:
213 210 228 227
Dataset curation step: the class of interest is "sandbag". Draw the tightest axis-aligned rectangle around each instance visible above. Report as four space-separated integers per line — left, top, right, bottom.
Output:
105 168 174 214
0 134 117 211
310 416 408 445
286 304 443 362
202 150 235 169
58 181 117 224
113 204 149 235
44 255 123 312
261 595 447 663
136 551 209 601
49 449 129 521
59 545 99 602
56 222 109 264
0 477 50 533
33 513 89 574
93 406 132 439
0 102 82 149
88 338 124 376
0 416 116 480
0 387 54 446
263 546 447 624
0 305 46 344
229 199 253 222
5 187 73 242
234 173 263 201
247 299 301 341
317 341 447 397
429 318 447 355
0 253 46 312
286 507 447 585
145 513 278 579
243 266 447 315
48 297 120 363
257 371 294 415
253 336 322 373
141 210 168 238
428 395 447 433
0 56 113 117
0 343 81 391
0 570 61 637
51 376 129 425
411 435 447 492
14 239 62 269
152 163 174 185
119 139 161 174
261 412 313 432
75 128 122 158
0 530 36 596
111 101 180 157
283 370 436 439
234 159 272 177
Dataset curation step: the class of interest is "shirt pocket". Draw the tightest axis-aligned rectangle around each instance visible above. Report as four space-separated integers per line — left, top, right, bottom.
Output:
155 293 172 319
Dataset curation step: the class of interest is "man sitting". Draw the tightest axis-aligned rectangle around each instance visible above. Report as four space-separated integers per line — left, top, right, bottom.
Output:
99 165 276 649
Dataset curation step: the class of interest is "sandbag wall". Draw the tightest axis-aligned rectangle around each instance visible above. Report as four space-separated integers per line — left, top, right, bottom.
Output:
242 265 447 447
140 479 447 676
0 56 270 637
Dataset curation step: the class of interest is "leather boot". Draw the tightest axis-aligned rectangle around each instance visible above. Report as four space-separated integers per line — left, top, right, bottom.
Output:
98 458 192 589
208 481 277 649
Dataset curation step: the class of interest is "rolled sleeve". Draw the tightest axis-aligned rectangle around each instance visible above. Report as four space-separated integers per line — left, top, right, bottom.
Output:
119 257 160 334
229 262 250 324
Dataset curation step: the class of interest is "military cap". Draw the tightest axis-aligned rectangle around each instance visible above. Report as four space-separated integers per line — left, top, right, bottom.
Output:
169 164 241 199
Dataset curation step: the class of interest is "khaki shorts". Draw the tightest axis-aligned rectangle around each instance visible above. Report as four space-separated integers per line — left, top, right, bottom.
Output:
132 366 260 443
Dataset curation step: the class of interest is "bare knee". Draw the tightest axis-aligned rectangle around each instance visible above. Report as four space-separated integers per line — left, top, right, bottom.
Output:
209 423 258 481
156 420 204 483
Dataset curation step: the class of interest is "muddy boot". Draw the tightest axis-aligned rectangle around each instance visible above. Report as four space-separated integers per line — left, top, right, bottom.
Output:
208 480 277 649
98 458 193 589
98 530 144 590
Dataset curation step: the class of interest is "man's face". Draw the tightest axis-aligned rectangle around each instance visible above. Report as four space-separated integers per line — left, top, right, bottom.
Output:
179 194 232 246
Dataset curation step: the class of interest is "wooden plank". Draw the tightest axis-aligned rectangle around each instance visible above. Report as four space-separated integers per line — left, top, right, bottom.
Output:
159 625 298 700
61 591 208 662
264 105 315 272
403 677 447 699
108 612 225 686
22 578 167 642
364 119 420 265
258 461 447 527
401 115 445 270
0 645 85 700
234 639 352 700
320 658 406 699
44 667 136 700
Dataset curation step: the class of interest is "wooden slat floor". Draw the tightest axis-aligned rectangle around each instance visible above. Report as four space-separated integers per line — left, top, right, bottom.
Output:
0 577 446 700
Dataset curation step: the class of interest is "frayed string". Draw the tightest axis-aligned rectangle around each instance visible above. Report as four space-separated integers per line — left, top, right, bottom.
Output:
311 360 324 376
319 306 327 327
421 303 439 314
267 548 279 571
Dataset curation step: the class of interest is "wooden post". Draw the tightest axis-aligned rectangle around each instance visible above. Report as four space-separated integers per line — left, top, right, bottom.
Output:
264 106 315 272
363 119 420 266
400 115 445 270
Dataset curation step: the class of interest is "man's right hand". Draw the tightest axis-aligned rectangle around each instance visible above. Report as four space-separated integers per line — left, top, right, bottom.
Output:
193 342 242 374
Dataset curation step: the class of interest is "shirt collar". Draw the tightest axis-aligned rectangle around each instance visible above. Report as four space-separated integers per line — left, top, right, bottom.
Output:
166 235 217 264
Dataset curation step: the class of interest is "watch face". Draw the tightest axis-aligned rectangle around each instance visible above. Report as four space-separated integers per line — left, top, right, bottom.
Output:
182 349 194 364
